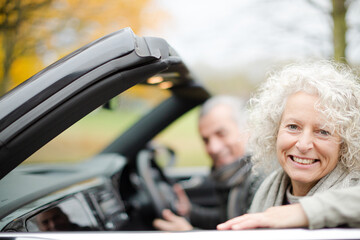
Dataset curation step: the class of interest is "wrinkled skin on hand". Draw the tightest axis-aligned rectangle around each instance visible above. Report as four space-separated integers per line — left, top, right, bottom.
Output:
217 204 309 230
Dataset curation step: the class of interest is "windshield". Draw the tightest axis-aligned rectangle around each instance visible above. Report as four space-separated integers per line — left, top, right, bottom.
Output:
24 84 210 167
24 84 170 164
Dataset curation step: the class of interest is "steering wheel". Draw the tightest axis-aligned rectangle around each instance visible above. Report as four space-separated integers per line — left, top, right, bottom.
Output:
136 149 178 218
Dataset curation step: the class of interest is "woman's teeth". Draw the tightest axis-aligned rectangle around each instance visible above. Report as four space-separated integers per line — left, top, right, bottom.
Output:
292 156 316 165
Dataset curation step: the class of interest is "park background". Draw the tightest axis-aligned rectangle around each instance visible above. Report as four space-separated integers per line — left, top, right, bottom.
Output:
1 0 359 167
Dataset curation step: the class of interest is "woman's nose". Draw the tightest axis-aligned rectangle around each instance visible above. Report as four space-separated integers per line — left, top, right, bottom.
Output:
295 131 314 152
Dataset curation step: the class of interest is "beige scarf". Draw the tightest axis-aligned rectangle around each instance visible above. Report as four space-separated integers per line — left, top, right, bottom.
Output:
249 163 360 213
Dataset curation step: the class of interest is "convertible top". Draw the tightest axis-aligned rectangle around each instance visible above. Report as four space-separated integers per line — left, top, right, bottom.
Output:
0 28 209 180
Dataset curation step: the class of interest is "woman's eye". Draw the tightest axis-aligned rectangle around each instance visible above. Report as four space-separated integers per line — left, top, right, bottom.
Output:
319 129 330 136
287 124 298 131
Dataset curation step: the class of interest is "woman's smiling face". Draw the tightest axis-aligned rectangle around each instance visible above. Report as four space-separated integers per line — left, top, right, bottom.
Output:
276 91 341 196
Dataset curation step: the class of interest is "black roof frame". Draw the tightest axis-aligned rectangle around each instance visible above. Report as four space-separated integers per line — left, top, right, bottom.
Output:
0 28 210 179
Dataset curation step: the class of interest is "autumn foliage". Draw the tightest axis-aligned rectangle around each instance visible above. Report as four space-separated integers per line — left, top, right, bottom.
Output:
0 0 164 95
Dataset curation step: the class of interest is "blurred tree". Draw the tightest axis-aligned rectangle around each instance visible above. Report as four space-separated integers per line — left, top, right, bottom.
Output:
331 0 347 63
0 0 50 95
0 0 163 96
308 0 355 64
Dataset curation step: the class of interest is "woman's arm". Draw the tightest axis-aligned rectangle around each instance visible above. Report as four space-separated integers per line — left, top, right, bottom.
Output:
300 185 360 229
217 204 307 230
218 185 360 230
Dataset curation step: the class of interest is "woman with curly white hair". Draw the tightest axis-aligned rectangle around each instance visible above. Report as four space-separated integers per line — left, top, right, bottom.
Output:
218 60 360 230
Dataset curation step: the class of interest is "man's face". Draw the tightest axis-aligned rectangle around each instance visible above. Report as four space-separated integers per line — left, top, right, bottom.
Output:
199 104 246 169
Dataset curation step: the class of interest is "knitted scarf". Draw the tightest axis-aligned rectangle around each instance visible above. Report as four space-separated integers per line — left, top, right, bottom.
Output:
249 162 360 213
210 155 252 189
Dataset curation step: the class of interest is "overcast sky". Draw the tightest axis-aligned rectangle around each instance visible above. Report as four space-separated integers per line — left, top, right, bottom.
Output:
144 0 359 80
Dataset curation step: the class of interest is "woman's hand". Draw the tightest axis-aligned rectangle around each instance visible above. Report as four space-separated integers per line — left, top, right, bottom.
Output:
217 204 309 230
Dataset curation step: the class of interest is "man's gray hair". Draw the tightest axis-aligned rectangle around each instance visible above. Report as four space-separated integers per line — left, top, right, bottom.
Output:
199 95 247 130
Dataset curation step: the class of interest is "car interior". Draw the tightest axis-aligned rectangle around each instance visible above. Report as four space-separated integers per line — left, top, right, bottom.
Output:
1 84 218 232
0 28 220 232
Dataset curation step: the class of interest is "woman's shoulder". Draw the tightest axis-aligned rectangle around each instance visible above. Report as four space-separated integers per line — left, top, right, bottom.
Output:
330 165 360 189
345 169 360 187
263 168 283 181
248 168 288 213
253 168 285 195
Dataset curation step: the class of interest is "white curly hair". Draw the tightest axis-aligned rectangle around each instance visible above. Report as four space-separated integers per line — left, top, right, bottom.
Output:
248 60 360 172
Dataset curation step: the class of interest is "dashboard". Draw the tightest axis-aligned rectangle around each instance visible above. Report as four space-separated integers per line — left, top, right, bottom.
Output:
2 175 130 232
0 152 159 232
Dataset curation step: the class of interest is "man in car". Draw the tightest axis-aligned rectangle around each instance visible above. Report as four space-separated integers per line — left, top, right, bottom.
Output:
153 95 264 230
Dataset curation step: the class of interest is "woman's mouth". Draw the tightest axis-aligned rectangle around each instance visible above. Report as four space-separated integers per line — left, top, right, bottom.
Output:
290 155 319 165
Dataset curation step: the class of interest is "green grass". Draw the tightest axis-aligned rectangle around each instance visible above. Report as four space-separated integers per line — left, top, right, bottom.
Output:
26 108 140 163
155 108 211 167
26 107 210 167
